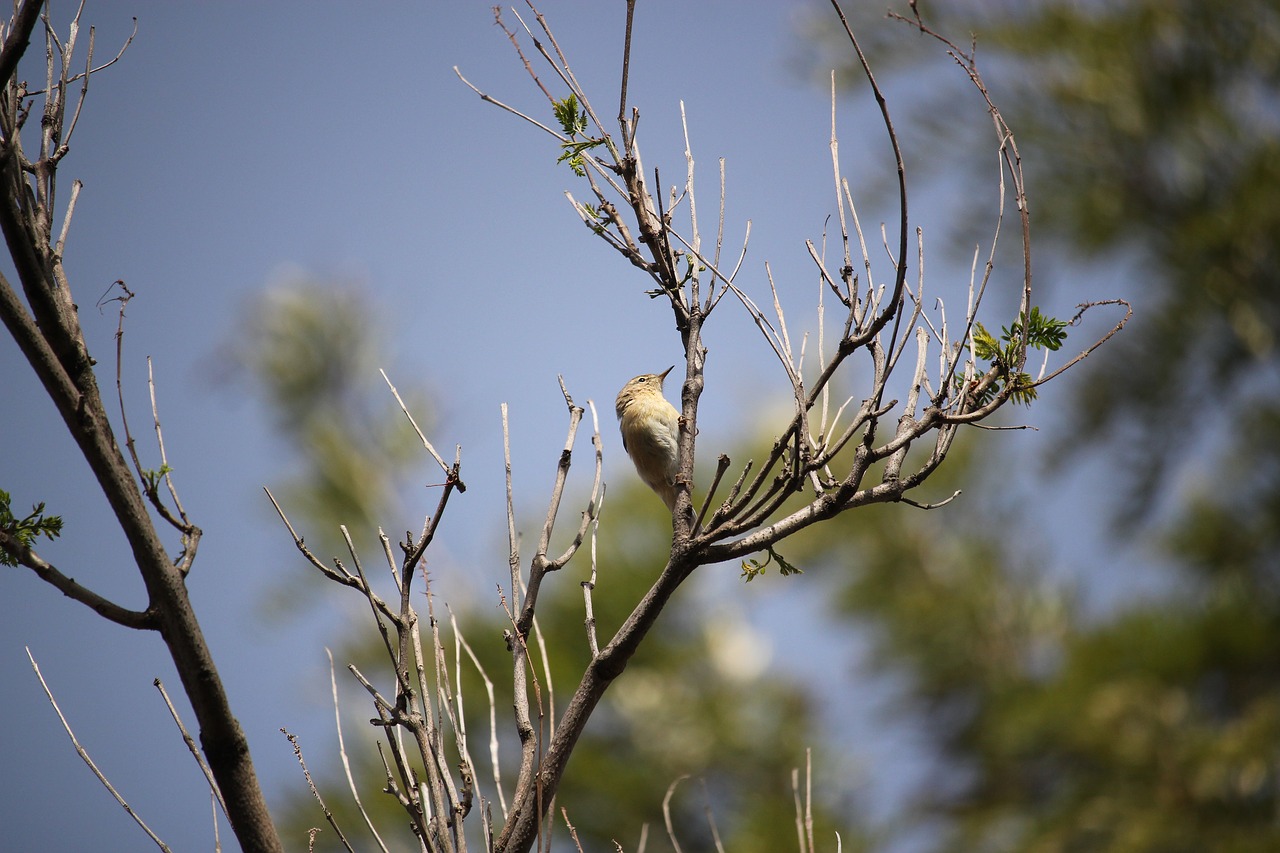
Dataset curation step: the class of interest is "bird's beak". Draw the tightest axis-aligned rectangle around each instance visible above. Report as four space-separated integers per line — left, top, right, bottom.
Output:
658 365 675 382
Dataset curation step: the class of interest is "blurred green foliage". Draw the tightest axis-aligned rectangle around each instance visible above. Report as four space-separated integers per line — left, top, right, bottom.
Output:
798 435 1280 851
802 0 1280 850
229 277 425 558
969 0 1280 518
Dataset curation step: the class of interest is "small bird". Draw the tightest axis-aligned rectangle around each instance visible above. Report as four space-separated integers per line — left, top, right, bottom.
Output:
615 366 682 512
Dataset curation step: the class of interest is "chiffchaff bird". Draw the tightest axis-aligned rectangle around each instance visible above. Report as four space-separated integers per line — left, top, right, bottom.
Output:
615 366 681 512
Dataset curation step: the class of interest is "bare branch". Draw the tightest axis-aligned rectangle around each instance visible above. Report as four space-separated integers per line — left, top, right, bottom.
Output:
451 605 508 820
562 807 586 853
0 6 282 844
901 490 962 510
0 0 41 87
1 529 151 628
24 14 136 96
581 484 605 659
517 378 598 638
28 649 173 852
454 65 563 139
53 176 79 256
662 776 690 853
282 728 356 853
829 0 909 340
263 487 402 625
616 0 636 124
153 678 227 820
325 649 392 853
148 358 200 565
1028 299 1134 389
381 368 462 489
699 777 728 853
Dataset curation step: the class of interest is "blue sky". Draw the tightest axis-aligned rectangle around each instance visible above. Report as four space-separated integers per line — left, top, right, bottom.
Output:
0 2 1146 850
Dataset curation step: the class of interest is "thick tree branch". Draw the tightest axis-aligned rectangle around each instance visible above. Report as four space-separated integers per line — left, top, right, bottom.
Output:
0 530 152 628
0 0 41 90
496 549 699 853
0 6 283 849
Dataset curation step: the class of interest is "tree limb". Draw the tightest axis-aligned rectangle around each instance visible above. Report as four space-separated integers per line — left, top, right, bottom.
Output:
0 530 152 628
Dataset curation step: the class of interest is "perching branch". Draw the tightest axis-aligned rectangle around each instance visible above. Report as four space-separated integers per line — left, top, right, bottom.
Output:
459 3 1127 851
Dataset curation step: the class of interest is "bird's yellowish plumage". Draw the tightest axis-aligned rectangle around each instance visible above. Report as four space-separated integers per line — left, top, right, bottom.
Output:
615 366 681 512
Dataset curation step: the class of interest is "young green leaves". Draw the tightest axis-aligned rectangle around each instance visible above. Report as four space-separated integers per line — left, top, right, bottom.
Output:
741 545 803 582
0 490 63 566
968 307 1068 406
552 94 602 177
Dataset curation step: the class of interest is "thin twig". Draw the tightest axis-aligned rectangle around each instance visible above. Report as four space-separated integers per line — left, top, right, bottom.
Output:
148 356 191 525
1028 299 1133 389
617 0 635 125
153 678 227 820
804 749 814 853
662 776 689 853
563 807 586 853
325 649 391 853
381 368 459 488
699 778 727 853
24 13 134 96
282 728 356 853
53 177 80 256
452 605 508 820
582 484 605 658
901 490 963 510
454 66 563 140
791 766 806 853
263 488 399 625
494 6 552 102
27 649 173 852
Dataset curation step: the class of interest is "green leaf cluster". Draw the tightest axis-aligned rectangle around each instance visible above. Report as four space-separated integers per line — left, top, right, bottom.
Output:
967 306 1067 406
741 545 802 582
0 489 63 566
552 94 603 176
141 464 173 496
552 93 587 136
578 201 610 235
